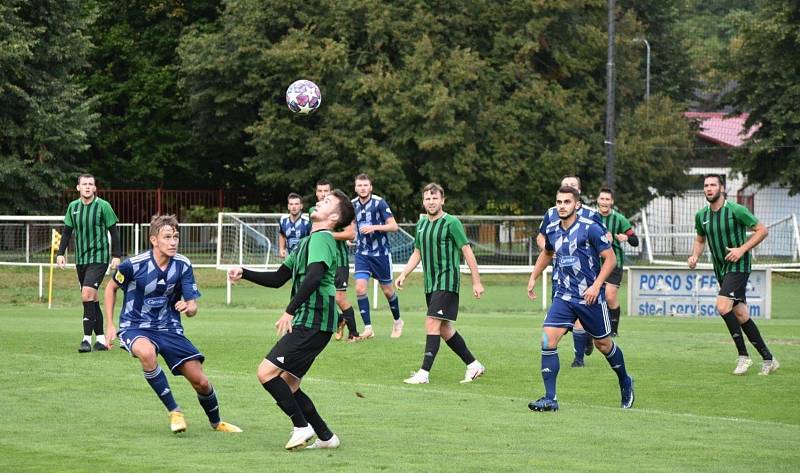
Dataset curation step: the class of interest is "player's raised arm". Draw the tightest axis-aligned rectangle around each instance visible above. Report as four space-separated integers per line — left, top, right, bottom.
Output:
234 265 293 288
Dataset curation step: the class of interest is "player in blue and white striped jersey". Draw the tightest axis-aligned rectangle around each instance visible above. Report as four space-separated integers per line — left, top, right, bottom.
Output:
536 175 609 368
527 187 634 412
279 193 311 257
104 214 241 434
352 173 404 339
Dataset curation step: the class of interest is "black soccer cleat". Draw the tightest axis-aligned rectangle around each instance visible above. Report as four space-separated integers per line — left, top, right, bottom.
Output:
528 396 559 412
570 359 585 368
93 341 108 351
621 377 635 409
78 340 92 353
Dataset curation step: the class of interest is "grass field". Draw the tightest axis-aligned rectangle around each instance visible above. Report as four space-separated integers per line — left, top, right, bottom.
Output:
1 268 799 472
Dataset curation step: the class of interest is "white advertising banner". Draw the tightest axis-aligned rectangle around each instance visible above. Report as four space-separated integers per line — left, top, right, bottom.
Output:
627 266 771 319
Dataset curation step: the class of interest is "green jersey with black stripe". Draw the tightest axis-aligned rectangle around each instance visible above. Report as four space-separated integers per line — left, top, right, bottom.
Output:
63 197 119 265
601 210 633 269
308 206 350 268
283 230 338 331
695 201 759 281
414 213 469 294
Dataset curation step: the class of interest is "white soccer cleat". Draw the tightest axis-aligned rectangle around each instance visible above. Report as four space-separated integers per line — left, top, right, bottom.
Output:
360 326 375 339
460 361 485 383
390 319 404 338
733 356 753 375
306 433 341 449
758 358 780 376
285 425 315 450
403 369 429 384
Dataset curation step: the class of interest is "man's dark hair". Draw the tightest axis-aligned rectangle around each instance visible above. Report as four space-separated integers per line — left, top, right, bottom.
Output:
287 192 302 202
557 186 581 201
316 179 332 188
703 173 725 188
561 174 582 192
355 173 371 183
422 182 445 197
332 189 355 227
77 173 95 185
598 187 614 198
149 214 179 239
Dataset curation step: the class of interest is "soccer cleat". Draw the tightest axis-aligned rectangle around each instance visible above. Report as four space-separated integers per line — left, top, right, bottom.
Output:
620 377 635 409
570 359 585 368
584 338 594 356
460 361 485 383
169 410 187 433
346 335 362 343
390 319 404 338
78 340 92 353
213 421 243 433
93 341 108 352
733 356 753 375
333 319 346 341
758 358 780 376
306 433 340 449
360 326 375 339
528 397 559 412
285 425 315 450
403 369 429 385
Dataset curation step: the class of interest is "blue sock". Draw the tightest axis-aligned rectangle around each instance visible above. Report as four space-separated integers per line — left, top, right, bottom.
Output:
387 292 401 321
144 366 178 412
357 294 371 325
541 347 560 400
197 386 221 425
572 329 587 362
604 342 630 386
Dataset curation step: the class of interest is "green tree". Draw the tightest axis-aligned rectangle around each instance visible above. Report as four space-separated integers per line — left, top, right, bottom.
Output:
0 0 96 214
80 0 221 189
723 1 800 193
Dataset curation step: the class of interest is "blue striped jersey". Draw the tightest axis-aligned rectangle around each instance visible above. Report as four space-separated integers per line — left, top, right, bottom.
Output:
112 251 201 333
279 214 311 252
543 216 612 304
352 195 394 257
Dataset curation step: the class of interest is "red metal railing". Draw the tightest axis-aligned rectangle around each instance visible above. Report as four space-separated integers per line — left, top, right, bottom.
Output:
60 189 267 223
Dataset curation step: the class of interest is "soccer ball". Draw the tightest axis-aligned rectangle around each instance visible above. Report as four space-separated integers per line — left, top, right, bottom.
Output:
286 79 322 115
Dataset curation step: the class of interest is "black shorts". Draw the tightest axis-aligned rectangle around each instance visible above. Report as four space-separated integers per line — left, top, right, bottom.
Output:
606 266 623 286
335 266 349 292
425 291 460 321
76 263 108 290
718 272 748 304
265 326 332 379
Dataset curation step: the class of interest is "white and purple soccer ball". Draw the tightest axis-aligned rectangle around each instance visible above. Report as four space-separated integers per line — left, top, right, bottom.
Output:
286 79 322 115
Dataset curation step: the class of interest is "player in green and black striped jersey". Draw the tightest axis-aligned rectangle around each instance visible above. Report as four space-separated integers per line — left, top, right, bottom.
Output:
56 174 121 353
395 183 486 385
688 174 778 375
597 188 639 337
229 189 355 450
312 179 360 341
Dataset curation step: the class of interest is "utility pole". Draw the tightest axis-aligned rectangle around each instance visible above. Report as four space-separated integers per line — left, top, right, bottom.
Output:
604 0 616 190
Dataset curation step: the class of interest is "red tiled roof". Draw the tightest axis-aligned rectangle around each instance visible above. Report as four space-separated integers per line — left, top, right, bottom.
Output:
684 112 760 147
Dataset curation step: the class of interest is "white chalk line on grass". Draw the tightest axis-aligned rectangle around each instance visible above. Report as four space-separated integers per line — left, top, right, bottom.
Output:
300 376 800 430
5 363 796 430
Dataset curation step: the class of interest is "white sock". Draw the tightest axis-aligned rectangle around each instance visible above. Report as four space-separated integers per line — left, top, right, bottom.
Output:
365 324 372 331
83 335 91 343
468 360 482 369
96 335 106 345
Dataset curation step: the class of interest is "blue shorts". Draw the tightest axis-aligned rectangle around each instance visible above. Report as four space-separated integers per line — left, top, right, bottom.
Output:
119 328 205 375
354 253 393 284
543 297 611 339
